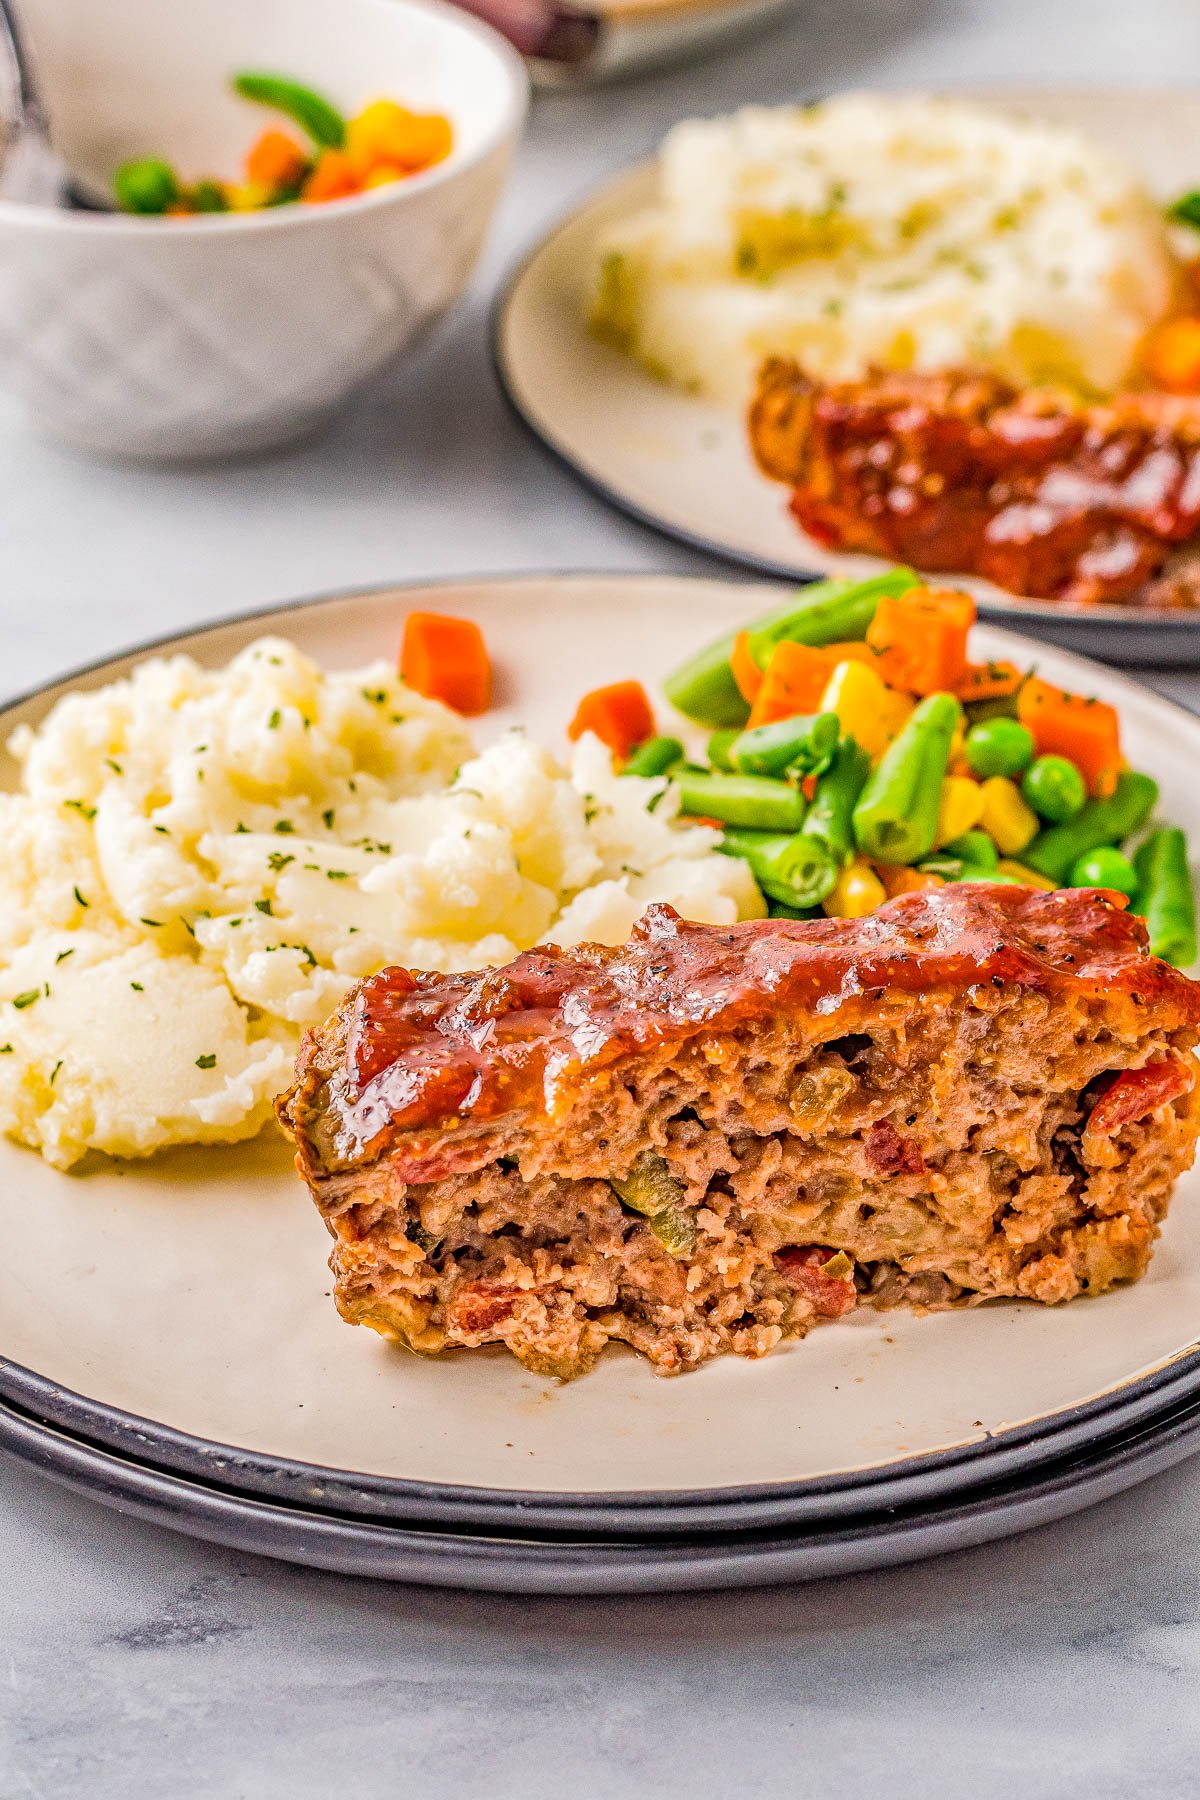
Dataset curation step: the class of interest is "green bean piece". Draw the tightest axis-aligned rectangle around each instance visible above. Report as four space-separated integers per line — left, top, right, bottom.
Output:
1068 846 1139 900
1135 828 1198 966
675 770 806 832
1023 771 1159 883
232 72 346 148
719 827 839 908
621 735 683 778
852 693 962 865
743 570 919 668
728 711 839 778
610 1153 697 1257
801 737 870 865
114 158 180 214
766 898 816 919
943 829 999 871
707 729 739 771
1022 754 1087 823
661 568 919 727
919 855 1020 885
1168 191 1200 229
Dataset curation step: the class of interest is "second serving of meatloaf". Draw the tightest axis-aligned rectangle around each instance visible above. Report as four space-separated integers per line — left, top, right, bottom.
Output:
277 886 1200 1378
747 358 1200 608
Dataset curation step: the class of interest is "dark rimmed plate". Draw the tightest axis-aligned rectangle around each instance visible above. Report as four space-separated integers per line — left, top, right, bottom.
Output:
3 575 1200 1554
7 1346 1200 1538
493 89 1200 666
4 1383 1200 1593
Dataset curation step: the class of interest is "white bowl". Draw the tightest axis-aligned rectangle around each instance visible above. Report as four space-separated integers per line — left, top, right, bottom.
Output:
0 0 528 459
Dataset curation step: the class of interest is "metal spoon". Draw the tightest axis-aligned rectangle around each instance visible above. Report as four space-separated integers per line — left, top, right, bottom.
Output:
0 0 108 207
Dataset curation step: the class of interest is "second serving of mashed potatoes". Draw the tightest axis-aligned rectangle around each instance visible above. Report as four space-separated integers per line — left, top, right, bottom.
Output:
590 92 1177 404
0 638 760 1168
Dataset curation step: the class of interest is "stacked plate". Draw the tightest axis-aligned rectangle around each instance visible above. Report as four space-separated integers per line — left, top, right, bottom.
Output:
5 1340 1200 1593
3 575 1200 1593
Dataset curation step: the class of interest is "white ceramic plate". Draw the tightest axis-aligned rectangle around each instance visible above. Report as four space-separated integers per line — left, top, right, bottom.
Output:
3 574 1200 1530
494 90 1200 664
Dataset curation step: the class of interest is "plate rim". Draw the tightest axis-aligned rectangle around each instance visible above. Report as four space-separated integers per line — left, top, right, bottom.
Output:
6 1343 1200 1535
491 126 1200 644
5 1380 1200 1593
4 570 1200 1532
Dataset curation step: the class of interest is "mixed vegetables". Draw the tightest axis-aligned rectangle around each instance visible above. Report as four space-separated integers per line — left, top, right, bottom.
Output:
392 577 1196 968
569 570 1198 966
1139 190 1200 390
114 72 453 216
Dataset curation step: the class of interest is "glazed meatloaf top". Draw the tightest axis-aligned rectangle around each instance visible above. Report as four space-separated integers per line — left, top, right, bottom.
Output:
279 885 1200 1181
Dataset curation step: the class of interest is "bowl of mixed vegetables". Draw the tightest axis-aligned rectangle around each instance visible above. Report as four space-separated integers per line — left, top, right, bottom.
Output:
113 72 455 216
0 0 527 458
566 569 1196 966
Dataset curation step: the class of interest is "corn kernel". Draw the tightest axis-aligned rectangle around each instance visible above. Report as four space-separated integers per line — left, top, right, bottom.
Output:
823 859 887 918
345 100 453 178
978 776 1039 856
933 776 984 849
820 661 913 759
996 858 1058 891
227 181 273 211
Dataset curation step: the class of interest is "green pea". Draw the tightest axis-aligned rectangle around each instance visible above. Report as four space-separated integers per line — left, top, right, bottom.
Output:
1022 754 1086 823
1068 846 1139 899
114 158 180 214
964 717 1035 779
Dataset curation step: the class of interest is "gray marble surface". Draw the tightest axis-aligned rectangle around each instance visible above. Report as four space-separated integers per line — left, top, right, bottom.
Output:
5 1 1200 1793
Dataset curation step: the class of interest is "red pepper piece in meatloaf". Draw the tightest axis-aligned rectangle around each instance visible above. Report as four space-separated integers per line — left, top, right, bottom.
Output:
276 885 1200 1378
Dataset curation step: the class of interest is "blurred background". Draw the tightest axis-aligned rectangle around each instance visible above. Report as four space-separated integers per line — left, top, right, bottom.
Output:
3 0 1198 700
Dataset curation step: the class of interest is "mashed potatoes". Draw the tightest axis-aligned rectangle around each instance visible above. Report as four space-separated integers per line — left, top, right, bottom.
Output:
0 638 760 1168
590 93 1177 403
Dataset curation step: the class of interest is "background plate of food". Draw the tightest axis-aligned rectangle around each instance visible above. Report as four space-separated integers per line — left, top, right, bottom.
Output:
1 571 1200 1575
495 90 1200 663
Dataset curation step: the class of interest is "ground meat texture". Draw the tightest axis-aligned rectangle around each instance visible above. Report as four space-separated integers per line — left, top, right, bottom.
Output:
277 886 1200 1378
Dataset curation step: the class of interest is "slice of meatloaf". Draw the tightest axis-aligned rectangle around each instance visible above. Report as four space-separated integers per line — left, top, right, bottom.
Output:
277 886 1200 1378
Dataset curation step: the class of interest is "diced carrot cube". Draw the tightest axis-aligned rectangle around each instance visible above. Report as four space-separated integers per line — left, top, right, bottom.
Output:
567 681 656 760
300 149 361 203
730 631 764 705
1016 676 1122 797
954 659 1023 702
400 612 492 715
748 642 835 726
746 640 884 727
245 129 309 191
1142 316 1200 392
877 863 945 897
866 586 975 695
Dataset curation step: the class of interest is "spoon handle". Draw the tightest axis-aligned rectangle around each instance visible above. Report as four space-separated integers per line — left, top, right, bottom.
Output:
0 0 48 131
